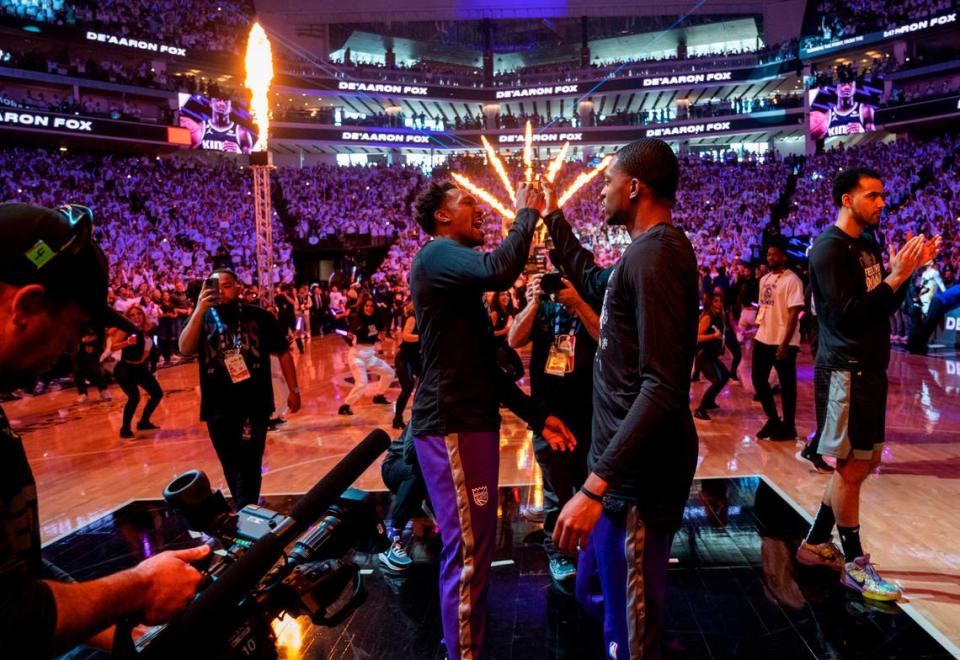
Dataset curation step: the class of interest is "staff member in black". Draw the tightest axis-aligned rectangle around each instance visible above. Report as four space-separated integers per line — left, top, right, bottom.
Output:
392 301 420 430
179 268 301 508
547 139 700 659
509 270 600 584
693 293 731 421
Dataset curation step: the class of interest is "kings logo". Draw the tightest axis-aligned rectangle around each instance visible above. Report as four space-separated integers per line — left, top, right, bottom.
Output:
471 485 489 507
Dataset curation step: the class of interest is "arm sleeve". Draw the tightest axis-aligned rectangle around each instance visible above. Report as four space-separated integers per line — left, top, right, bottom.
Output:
590 245 693 488
542 209 613 307
426 209 540 292
497 371 548 433
810 237 897 326
0 579 57 657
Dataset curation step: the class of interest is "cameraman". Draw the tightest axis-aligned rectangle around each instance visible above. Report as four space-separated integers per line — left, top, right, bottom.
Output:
0 203 209 657
508 269 599 584
179 269 301 508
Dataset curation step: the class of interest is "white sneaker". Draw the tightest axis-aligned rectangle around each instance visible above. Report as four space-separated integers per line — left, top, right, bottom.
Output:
98 389 112 401
76 394 88 403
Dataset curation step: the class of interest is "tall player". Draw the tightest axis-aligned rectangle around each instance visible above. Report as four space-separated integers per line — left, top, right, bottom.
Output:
549 139 700 659
180 98 255 154
797 168 940 601
810 72 876 140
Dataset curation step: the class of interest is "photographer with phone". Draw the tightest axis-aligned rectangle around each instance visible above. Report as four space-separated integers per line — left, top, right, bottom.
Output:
508 267 601 584
179 269 301 508
0 203 209 657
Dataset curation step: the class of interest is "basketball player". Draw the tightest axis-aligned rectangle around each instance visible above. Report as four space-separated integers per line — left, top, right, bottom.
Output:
548 139 700 659
810 73 876 140
797 168 940 601
180 97 255 153
409 181 576 660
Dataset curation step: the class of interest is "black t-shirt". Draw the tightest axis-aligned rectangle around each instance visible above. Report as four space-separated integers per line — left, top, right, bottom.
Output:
809 225 905 371
198 303 289 421
529 301 596 428
589 224 700 530
0 406 57 656
410 209 540 436
352 312 383 345
275 294 296 329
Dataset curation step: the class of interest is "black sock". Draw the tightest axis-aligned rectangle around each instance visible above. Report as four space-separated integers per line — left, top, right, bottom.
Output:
837 525 863 562
806 503 835 544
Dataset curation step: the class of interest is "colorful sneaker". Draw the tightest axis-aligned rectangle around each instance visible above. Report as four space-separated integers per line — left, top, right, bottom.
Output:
379 538 412 572
548 554 577 583
796 538 845 570
842 555 902 601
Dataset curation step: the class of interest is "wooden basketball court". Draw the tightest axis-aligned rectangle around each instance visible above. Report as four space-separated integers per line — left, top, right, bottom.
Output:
6 335 960 656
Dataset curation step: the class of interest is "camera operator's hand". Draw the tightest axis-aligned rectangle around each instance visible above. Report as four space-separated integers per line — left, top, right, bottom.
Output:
542 415 576 452
526 273 543 307
134 545 210 625
516 183 545 216
542 180 559 216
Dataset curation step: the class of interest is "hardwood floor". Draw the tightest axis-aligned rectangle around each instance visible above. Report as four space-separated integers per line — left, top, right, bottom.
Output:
7 335 960 655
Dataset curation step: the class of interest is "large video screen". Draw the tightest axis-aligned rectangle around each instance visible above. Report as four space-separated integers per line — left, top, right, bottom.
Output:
177 94 257 154
808 75 882 140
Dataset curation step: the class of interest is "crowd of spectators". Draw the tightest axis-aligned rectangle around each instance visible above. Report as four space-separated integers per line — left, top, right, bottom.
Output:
1 0 255 56
276 163 424 246
2 133 958 352
807 0 956 45
0 148 294 293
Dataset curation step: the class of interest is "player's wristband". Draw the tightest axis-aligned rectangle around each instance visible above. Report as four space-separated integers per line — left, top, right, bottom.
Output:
579 486 603 503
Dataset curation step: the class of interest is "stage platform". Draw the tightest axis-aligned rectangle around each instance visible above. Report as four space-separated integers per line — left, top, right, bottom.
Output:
4 335 960 658
51 479 953 659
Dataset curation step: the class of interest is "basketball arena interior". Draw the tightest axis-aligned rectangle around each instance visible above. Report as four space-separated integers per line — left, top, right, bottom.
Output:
1 0 960 657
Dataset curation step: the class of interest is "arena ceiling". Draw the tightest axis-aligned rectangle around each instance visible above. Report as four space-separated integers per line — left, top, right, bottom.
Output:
255 0 800 23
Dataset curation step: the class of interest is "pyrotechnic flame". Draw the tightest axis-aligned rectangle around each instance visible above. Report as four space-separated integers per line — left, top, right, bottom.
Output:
450 172 516 220
481 135 516 201
545 142 570 184
523 120 534 183
244 22 274 152
558 156 613 208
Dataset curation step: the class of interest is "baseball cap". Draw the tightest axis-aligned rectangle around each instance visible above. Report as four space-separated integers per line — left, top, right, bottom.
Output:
0 202 128 328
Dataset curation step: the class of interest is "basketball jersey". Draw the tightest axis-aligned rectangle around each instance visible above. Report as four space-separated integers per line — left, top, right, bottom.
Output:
827 103 865 137
201 121 242 151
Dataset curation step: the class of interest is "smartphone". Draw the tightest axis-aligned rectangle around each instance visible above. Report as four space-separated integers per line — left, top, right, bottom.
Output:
204 276 221 304
540 272 564 294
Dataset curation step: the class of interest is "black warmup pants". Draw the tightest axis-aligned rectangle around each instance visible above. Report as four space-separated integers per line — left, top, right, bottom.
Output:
73 351 106 395
696 353 730 410
206 413 270 509
394 350 421 420
113 362 162 430
533 415 590 559
751 341 798 427
382 450 427 534
724 327 742 378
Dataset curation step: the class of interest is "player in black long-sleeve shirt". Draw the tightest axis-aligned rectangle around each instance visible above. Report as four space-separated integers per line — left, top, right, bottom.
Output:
408 180 576 660
797 167 940 602
548 139 700 659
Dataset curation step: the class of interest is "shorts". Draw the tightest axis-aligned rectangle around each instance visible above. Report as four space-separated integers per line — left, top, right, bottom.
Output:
814 367 887 460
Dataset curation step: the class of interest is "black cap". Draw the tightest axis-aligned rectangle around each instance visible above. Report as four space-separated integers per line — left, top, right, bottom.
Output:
0 203 128 328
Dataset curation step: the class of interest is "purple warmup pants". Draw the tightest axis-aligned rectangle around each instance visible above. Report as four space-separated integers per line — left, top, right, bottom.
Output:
414 432 499 660
575 506 675 660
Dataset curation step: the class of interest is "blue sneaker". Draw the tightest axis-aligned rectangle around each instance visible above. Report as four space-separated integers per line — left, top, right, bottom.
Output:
379 538 412 572
549 553 577 583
